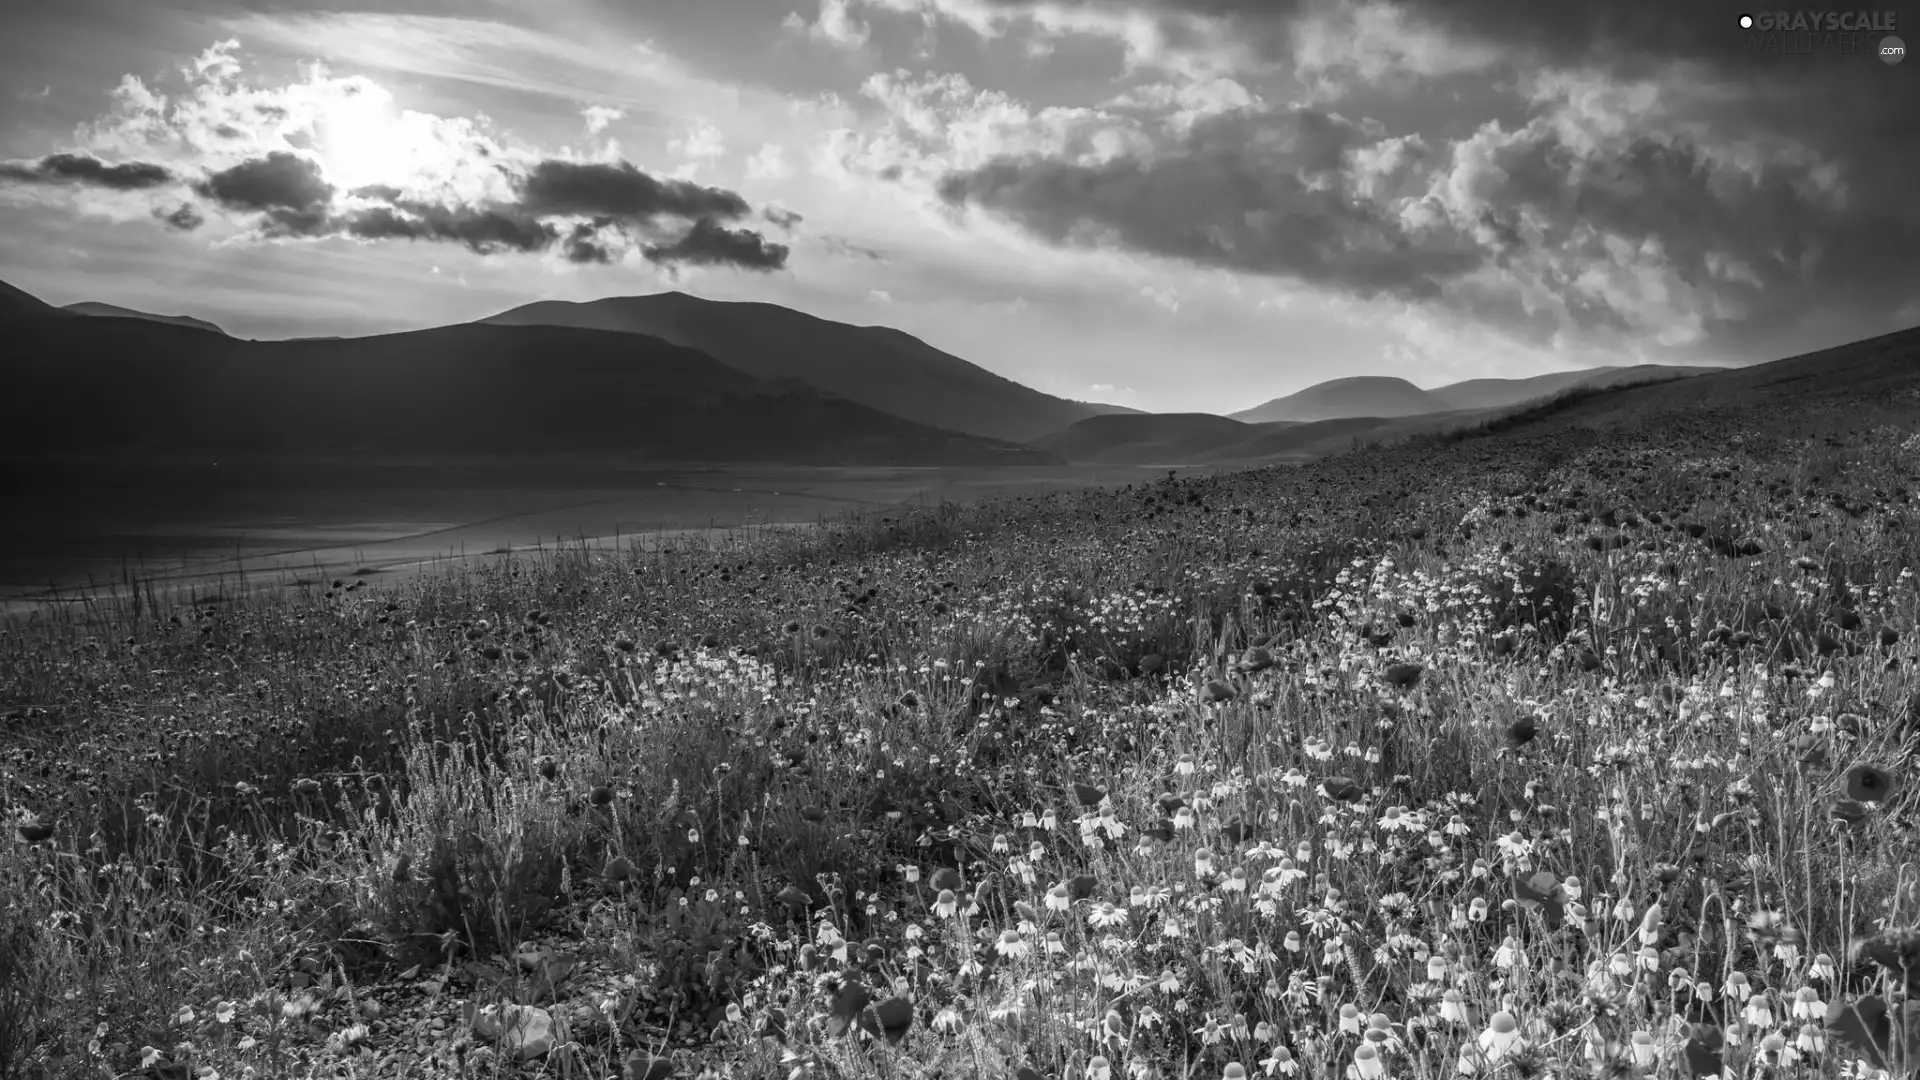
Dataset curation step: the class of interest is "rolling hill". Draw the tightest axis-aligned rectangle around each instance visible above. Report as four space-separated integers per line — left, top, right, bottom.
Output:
0 278 68 319
1492 323 1920 432
62 302 229 336
479 293 1131 443
1234 365 1715 422
0 278 1055 466
1034 409 1505 466
1033 413 1280 465
1230 376 1443 423
1427 364 1717 410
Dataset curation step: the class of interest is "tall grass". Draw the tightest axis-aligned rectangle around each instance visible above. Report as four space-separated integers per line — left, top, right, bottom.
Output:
2 392 1919 1078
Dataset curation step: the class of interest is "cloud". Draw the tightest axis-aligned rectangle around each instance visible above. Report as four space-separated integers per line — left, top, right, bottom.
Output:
22 41 802 275
337 201 561 255
581 105 626 135
795 0 873 48
153 202 205 231
1412 99 1920 353
765 206 805 229
193 150 333 212
515 159 751 221
821 235 887 260
0 152 176 190
642 217 790 271
819 69 1146 192
900 0 1916 359
562 219 618 264
158 146 790 272
669 119 726 161
746 143 795 181
849 0 1294 77
937 106 1480 301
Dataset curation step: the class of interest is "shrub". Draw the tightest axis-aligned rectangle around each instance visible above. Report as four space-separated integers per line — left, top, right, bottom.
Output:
345 741 572 968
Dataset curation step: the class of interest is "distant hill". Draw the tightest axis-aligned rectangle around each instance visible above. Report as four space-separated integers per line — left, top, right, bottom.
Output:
1034 409 1507 466
1232 376 1443 423
1427 364 1716 410
1235 366 1714 422
480 293 1126 443
1490 325 1920 432
1207 411 1501 463
1033 413 1277 465
63 302 228 336
0 279 68 320
0 278 1055 466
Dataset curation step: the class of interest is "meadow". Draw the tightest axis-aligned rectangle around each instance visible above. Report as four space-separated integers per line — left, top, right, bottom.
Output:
0 460 1190 617
3 387 1920 1080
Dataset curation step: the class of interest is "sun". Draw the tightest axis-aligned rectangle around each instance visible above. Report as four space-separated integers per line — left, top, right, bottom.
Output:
308 82 415 191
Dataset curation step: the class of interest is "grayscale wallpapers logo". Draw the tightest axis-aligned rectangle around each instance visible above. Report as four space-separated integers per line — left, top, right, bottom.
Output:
1737 11 1904 61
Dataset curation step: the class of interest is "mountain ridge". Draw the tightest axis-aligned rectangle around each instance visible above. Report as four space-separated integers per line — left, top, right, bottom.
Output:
1234 365 1717 422
62 301 230 336
0 278 1056 467
479 292 1130 443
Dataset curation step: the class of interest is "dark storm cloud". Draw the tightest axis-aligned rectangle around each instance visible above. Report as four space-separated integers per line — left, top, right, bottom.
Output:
562 218 617 264
0 152 176 190
193 150 332 212
515 159 751 221
1446 121 1920 353
642 217 790 271
6 130 793 272
338 202 561 256
934 0 1916 352
349 183 405 202
938 107 1479 299
258 204 334 238
1105 0 1913 195
986 0 1872 71
305 195 785 272
153 202 204 231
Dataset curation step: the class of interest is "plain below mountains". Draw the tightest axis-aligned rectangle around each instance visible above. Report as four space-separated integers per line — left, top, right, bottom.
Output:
1231 366 1717 423
0 278 1051 466
480 293 1137 444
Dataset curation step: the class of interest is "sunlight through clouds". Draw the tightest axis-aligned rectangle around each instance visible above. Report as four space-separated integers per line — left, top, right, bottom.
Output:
3 0 1912 411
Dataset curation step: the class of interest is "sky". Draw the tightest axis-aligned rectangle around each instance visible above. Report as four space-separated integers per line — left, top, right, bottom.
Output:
1 0 1915 414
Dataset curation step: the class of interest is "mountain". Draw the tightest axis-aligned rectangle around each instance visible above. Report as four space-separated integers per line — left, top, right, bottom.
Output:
1426 364 1716 411
0 279 1053 466
1231 376 1443 423
0 279 68 320
1235 365 1716 423
1498 324 1920 430
479 293 1127 443
63 302 229 336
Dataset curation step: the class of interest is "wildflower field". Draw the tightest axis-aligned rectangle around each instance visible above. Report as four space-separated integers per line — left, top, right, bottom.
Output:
5 378 1920 1080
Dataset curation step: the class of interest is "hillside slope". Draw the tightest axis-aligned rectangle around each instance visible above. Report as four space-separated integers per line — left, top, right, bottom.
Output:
0 279 1055 466
1487 325 1920 435
1427 364 1716 410
1231 376 1443 423
62 301 229 336
481 293 1121 443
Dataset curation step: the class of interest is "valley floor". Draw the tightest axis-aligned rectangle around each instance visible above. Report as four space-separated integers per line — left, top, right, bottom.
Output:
0 460 1205 618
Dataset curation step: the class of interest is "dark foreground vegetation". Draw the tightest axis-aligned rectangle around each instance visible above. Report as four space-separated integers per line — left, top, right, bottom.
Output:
4 366 1920 1080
